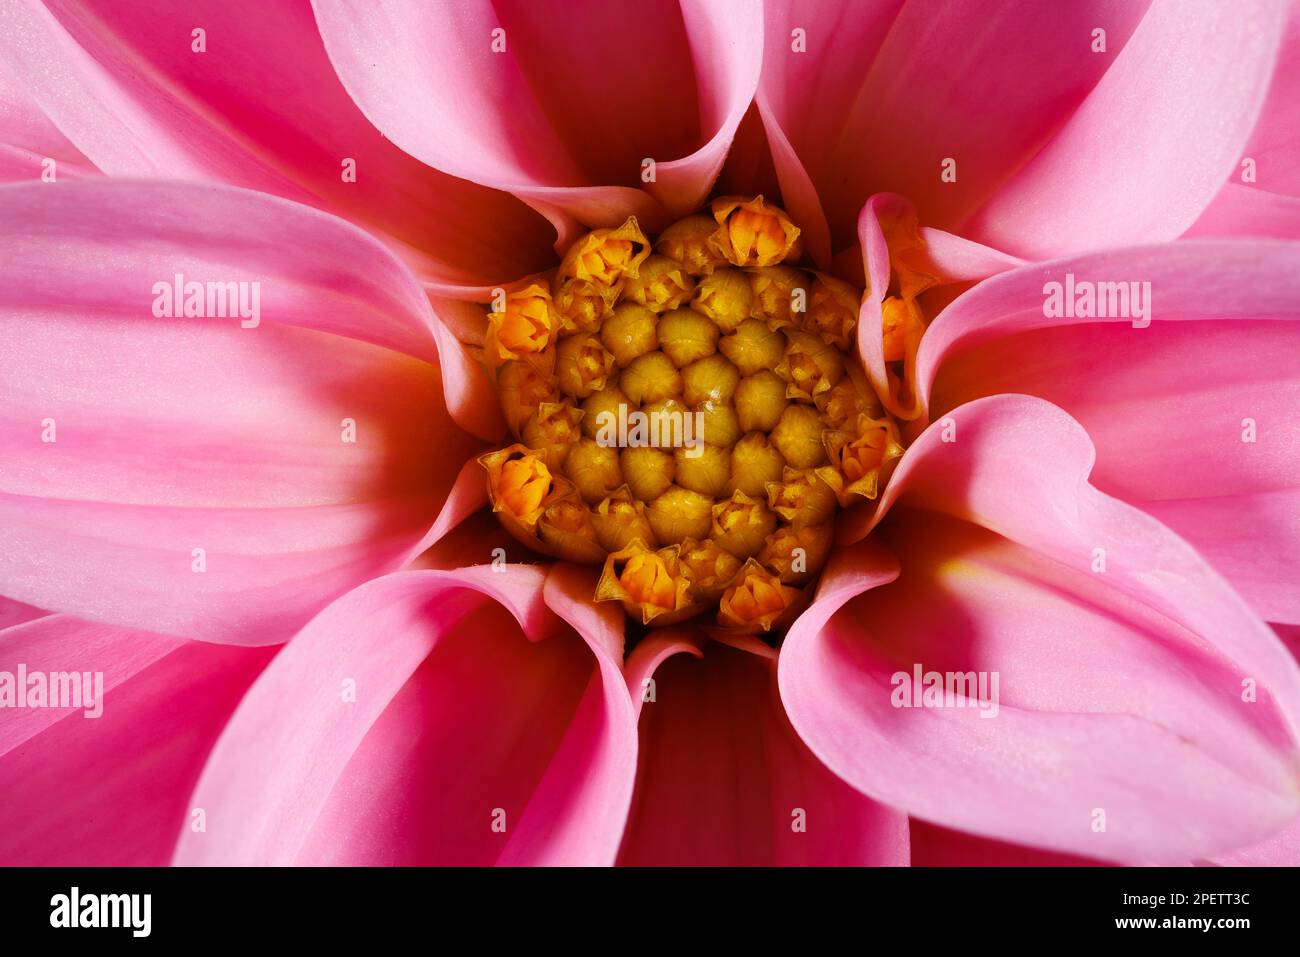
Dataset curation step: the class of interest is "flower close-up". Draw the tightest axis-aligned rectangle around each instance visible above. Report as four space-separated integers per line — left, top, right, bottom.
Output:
3 0 1300 882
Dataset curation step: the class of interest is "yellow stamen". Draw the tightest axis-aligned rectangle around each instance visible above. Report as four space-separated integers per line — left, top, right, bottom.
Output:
477 196 911 630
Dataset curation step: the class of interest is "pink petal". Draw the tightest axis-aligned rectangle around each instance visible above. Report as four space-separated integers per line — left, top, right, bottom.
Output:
1222 5 1300 196
617 630 909 866
172 565 638 865
966 0 1285 258
0 614 274 865
310 0 762 231
754 0 902 264
1184 182 1300 240
787 0 1150 250
781 395 1300 863
920 240 1300 622
0 596 46 631
856 193 1022 419
0 0 555 288
0 60 97 182
1177 6 1300 240
0 179 485 644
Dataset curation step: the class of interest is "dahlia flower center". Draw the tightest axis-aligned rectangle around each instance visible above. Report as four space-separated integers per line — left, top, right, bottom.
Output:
477 196 904 634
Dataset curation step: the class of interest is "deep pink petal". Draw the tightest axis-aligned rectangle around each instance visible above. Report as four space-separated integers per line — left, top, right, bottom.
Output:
782 395 1300 863
310 0 762 231
172 565 638 865
617 631 909 866
0 0 555 288
0 614 274 865
967 0 1284 258
921 240 1300 621
910 820 1112 867
0 179 485 644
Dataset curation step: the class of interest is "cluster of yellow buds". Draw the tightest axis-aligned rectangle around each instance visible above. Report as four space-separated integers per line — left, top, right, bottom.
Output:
477 197 904 633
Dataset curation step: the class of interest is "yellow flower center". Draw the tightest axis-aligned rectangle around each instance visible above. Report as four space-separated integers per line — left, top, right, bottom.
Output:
478 200 904 632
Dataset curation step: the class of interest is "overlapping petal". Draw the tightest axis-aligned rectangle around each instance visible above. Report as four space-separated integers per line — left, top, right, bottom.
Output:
0 0 555 289
781 395 1300 863
172 564 638 866
616 629 909 866
0 614 275 865
310 0 763 238
0 179 489 645
919 240 1300 622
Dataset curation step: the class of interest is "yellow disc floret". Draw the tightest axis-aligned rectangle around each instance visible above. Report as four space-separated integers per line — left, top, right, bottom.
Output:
477 197 906 632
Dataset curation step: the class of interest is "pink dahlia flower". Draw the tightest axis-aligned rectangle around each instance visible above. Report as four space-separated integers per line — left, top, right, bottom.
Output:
1 0 1299 868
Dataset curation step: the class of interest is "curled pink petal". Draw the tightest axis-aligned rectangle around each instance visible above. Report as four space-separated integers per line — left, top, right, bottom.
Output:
0 0 555 287
782 394 1300 863
310 0 762 230
173 565 638 865
920 240 1300 621
0 179 483 644
967 0 1285 258
816 0 1149 248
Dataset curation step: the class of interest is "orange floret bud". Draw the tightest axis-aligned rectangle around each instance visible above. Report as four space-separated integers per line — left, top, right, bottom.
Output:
596 540 695 625
717 559 799 632
759 521 834 584
484 281 556 371
709 196 802 268
691 267 755 333
805 273 859 350
558 217 650 288
623 255 696 312
657 214 726 275
817 414 906 505
520 400 584 470
710 490 778 559
556 333 616 399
